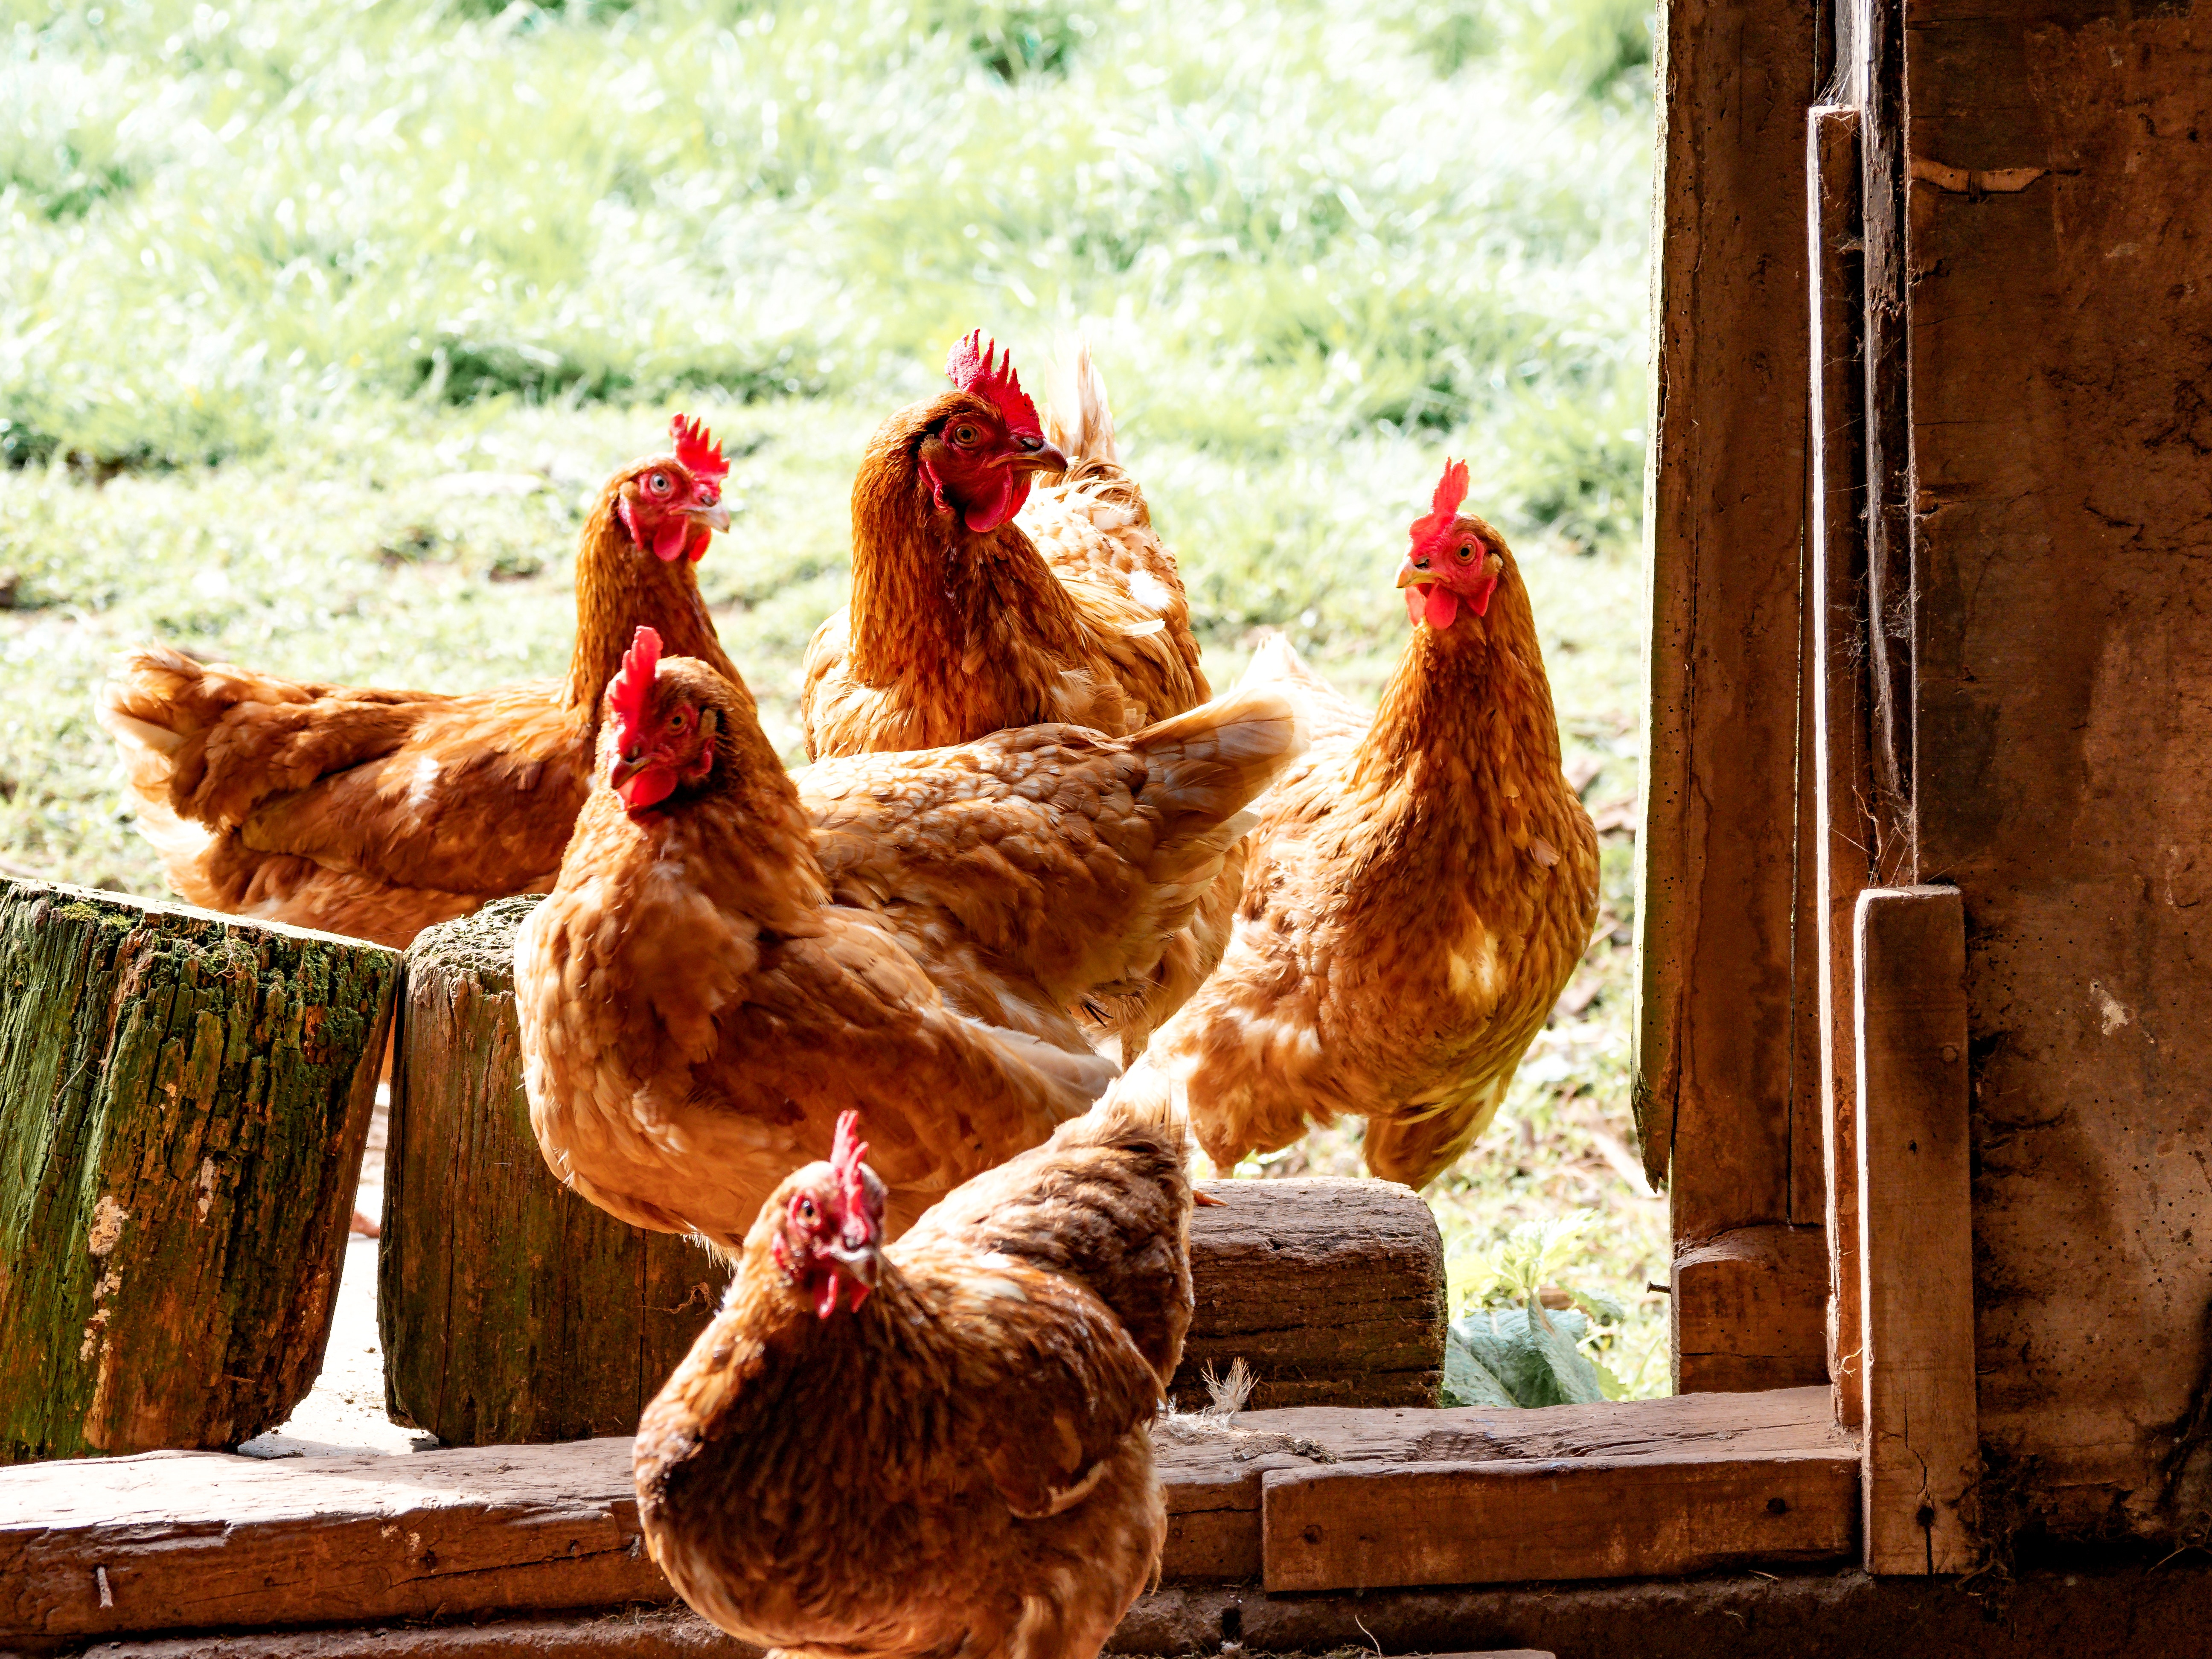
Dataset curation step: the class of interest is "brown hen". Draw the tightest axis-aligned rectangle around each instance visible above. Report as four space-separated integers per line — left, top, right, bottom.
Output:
802 335 1238 1057
1112 462 1601 1189
800 334 1206 757
634 1104 1192 1659
96 417 737 948
515 631 1141 1248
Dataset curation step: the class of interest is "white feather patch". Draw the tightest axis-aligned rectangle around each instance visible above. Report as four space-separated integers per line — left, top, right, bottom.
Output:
1126 568 1176 615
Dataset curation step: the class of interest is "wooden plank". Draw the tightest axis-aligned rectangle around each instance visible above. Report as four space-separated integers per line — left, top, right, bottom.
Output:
1671 1225 1830 1394
1177 1177 1444 1410
1635 0 1818 1239
1261 1450 1857 1592
1156 1385 1850 1583
0 877 399 1464
1854 886 1975 1573
0 1438 668 1642
75 1627 1554 1659
75 1612 749 1659
382 901 729 1446
0 1390 1850 1641
1806 101 1874 1431
1856 0 1914 860
1899 3 2212 1545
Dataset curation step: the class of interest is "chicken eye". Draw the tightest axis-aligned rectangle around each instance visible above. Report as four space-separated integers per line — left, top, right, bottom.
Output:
647 472 672 495
796 1197 816 1222
1455 542 1478 564
669 710 689 732
951 423 980 446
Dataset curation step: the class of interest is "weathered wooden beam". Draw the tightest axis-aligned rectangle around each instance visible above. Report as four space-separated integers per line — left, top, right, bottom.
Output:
0 1389 1850 1645
0 877 398 1464
381 900 728 1447
1163 1386 1852 1585
1854 887 1976 1573
1633 0 1819 1220
386 903 1444 1442
61 1620 1555 1659
1262 1449 1856 1593
1807 102 1875 1432
1671 1224 1830 1394
1176 1176 1443 1411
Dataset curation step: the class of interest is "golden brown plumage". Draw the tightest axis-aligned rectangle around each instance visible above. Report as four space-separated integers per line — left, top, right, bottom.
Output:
803 339 1236 1056
800 340 1206 760
96 419 737 948
514 640 1128 1249
797 677 1305 1054
634 1104 1193 1659
1110 466 1601 1189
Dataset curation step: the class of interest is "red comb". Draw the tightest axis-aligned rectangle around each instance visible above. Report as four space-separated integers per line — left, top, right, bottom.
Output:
609 626 661 737
670 415 728 483
944 330 1042 437
830 1111 869 1216
1408 458 1473 552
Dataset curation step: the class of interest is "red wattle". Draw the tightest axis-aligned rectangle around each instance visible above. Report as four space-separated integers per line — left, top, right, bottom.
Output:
651 518 690 562
1424 584 1461 630
618 765 678 813
962 474 1016 534
814 1275 841 1319
1405 586 1426 628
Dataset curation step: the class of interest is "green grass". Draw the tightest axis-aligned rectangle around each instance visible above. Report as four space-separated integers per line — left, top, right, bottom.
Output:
0 0 1666 1394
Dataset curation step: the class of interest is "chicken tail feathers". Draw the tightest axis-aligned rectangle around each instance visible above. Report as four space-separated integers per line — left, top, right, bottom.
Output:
1098 1057 1187 1139
1125 681 1307 865
1044 336 1119 470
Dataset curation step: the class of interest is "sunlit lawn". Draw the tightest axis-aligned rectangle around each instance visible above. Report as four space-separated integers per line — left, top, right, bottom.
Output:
0 0 1666 1394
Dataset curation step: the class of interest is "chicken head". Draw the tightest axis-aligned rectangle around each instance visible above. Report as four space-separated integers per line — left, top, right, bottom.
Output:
764 1112 888 1319
601 627 725 813
1395 457 1505 631
614 413 733 563
914 331 1069 533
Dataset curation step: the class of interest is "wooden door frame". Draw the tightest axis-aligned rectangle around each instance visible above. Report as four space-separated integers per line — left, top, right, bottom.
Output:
0 0 1994 1626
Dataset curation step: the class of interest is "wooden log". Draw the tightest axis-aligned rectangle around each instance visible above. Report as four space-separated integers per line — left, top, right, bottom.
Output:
1176 1176 1444 1411
1854 887 1976 1573
1671 1223 1830 1394
387 904 1444 1440
0 876 398 1464
381 899 729 1447
0 1388 1850 1644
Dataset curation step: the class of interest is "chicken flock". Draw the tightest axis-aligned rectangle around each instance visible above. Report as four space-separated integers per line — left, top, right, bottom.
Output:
95 335 1599 1659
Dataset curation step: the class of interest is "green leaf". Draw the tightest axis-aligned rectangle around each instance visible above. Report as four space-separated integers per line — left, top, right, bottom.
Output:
1442 1325 1517 1407
1450 1304 1609 1408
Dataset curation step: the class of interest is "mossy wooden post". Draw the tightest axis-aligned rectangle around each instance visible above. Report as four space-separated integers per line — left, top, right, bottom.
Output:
0 877 398 1463
381 898 730 1445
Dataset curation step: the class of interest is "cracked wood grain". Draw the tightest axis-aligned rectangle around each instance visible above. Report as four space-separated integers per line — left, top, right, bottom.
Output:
0 877 397 1464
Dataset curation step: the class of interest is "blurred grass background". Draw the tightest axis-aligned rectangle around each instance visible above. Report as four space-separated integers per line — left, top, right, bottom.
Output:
0 0 1666 1393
